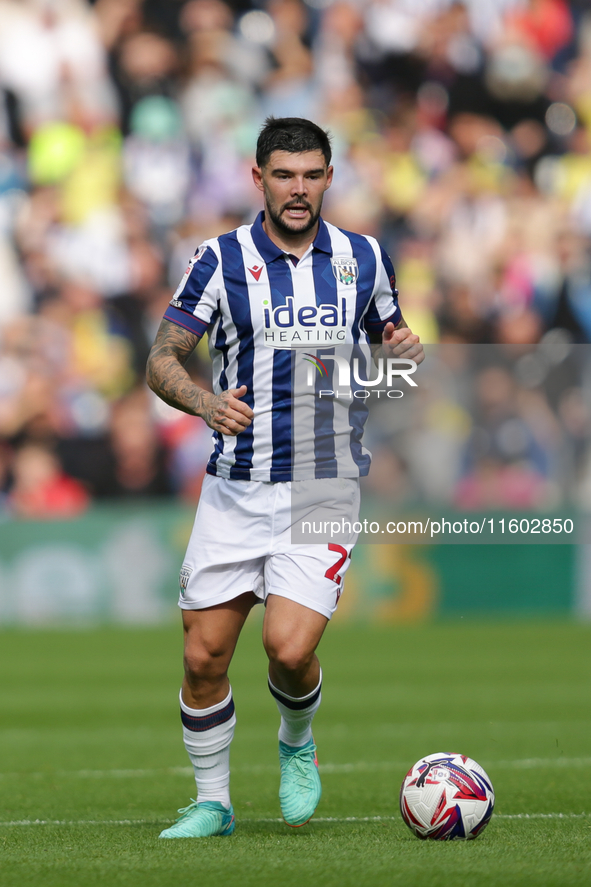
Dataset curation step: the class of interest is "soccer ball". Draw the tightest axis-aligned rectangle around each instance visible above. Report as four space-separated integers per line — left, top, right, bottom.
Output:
399 752 494 840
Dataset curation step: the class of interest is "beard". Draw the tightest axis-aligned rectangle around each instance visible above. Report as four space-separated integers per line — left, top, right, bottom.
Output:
265 197 323 236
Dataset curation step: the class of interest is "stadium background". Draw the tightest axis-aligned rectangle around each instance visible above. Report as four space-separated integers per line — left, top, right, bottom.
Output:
1 0 591 622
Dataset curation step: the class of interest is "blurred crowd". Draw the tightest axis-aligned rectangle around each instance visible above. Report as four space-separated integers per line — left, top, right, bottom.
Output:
1 0 591 517
363 343 591 511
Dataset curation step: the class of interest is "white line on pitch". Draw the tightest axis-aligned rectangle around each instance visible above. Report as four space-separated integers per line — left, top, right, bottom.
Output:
496 813 590 820
0 813 589 828
492 757 591 769
1 757 591 780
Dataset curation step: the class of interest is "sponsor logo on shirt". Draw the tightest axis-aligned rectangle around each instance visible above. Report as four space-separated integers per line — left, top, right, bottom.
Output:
262 297 347 349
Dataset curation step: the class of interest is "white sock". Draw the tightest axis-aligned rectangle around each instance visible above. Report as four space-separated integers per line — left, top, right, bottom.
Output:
180 687 235 809
268 670 322 748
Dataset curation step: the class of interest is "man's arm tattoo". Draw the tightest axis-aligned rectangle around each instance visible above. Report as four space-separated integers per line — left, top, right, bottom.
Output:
146 319 211 417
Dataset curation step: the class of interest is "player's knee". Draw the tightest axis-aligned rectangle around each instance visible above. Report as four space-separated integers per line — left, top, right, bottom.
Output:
183 644 228 683
265 639 313 676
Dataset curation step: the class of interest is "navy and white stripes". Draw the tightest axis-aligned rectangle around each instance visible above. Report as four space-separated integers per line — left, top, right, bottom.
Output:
180 696 236 733
163 212 400 483
268 678 322 711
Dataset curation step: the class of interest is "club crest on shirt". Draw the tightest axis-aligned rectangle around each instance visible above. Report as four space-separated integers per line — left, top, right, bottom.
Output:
179 564 193 596
331 256 359 285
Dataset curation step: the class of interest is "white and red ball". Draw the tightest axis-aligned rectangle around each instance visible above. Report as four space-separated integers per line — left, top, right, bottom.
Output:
400 752 494 840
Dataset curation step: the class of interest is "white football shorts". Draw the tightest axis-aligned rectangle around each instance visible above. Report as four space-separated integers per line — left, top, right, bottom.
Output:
178 474 360 620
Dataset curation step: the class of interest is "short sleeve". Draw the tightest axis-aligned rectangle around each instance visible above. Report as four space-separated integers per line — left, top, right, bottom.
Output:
363 245 401 332
163 244 219 339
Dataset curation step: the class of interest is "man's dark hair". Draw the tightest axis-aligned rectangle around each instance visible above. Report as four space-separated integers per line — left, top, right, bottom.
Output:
256 117 332 168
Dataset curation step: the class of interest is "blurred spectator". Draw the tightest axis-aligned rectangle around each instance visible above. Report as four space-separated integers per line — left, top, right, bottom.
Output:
9 441 89 518
105 387 172 497
0 0 118 134
454 363 561 507
0 442 11 514
110 29 179 134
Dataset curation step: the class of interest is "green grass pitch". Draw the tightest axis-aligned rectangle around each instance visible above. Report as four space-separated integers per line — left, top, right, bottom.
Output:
1 619 590 887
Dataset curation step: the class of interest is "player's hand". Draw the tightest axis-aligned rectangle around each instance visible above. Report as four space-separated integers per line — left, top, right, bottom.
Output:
381 323 424 365
199 385 253 435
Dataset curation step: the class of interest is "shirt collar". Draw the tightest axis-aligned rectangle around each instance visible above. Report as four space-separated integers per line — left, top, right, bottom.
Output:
251 211 332 263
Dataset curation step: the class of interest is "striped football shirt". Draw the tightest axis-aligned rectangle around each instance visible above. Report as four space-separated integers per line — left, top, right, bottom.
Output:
163 211 401 481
